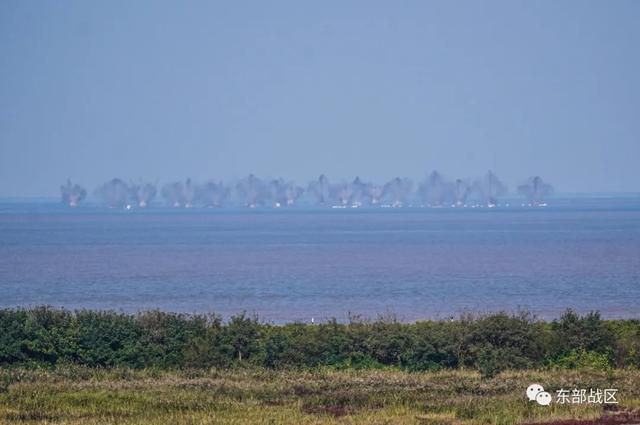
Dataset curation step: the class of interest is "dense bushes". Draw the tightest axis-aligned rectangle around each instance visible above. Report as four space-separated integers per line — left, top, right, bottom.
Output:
0 307 638 376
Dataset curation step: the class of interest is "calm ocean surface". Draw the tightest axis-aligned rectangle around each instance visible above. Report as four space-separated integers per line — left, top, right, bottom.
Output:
1 199 639 323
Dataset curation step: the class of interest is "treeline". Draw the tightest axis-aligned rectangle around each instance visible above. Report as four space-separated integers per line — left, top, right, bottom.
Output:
0 308 638 377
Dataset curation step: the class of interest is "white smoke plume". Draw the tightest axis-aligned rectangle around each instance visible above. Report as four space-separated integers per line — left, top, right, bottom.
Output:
236 174 268 208
366 183 384 205
349 177 367 207
453 178 470 207
60 179 86 207
269 179 304 207
97 178 130 208
518 176 553 206
418 171 452 207
331 181 353 206
129 182 157 208
162 179 196 208
308 174 330 205
382 177 413 207
472 170 507 207
329 177 368 207
198 181 229 207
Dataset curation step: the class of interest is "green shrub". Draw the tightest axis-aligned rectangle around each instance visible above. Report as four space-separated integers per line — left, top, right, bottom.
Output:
463 312 544 375
0 307 637 374
551 349 613 372
608 319 640 368
223 313 261 363
551 310 614 357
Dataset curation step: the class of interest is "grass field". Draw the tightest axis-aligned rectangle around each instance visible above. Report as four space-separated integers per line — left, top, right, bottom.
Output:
0 367 639 424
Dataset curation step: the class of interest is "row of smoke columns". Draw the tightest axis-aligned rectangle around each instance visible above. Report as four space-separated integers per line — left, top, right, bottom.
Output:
61 172 553 209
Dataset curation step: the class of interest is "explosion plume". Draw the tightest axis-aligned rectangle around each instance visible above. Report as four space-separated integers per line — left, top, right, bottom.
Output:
129 182 157 208
198 181 229 208
269 179 304 207
419 171 452 207
518 176 553 206
60 179 86 207
331 182 354 207
236 174 267 208
382 177 413 207
472 170 507 207
162 179 196 208
98 178 130 208
308 175 330 205
366 183 384 205
349 177 366 207
453 178 470 207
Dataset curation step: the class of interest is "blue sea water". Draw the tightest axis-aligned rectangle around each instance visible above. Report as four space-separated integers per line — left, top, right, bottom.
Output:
1 199 639 323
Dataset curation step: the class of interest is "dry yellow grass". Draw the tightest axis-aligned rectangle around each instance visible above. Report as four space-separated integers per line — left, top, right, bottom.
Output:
0 367 638 424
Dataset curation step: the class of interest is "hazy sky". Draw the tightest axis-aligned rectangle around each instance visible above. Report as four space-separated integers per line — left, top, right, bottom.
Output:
1 0 639 197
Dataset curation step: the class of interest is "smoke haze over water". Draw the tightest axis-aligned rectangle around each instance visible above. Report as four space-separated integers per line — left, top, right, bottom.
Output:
61 172 557 208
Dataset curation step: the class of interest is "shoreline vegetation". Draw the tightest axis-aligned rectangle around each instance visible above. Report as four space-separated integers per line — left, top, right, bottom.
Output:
1 307 639 424
1 308 638 374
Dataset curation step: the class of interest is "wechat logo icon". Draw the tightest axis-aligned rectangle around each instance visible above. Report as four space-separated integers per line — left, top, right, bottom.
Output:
527 384 551 406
